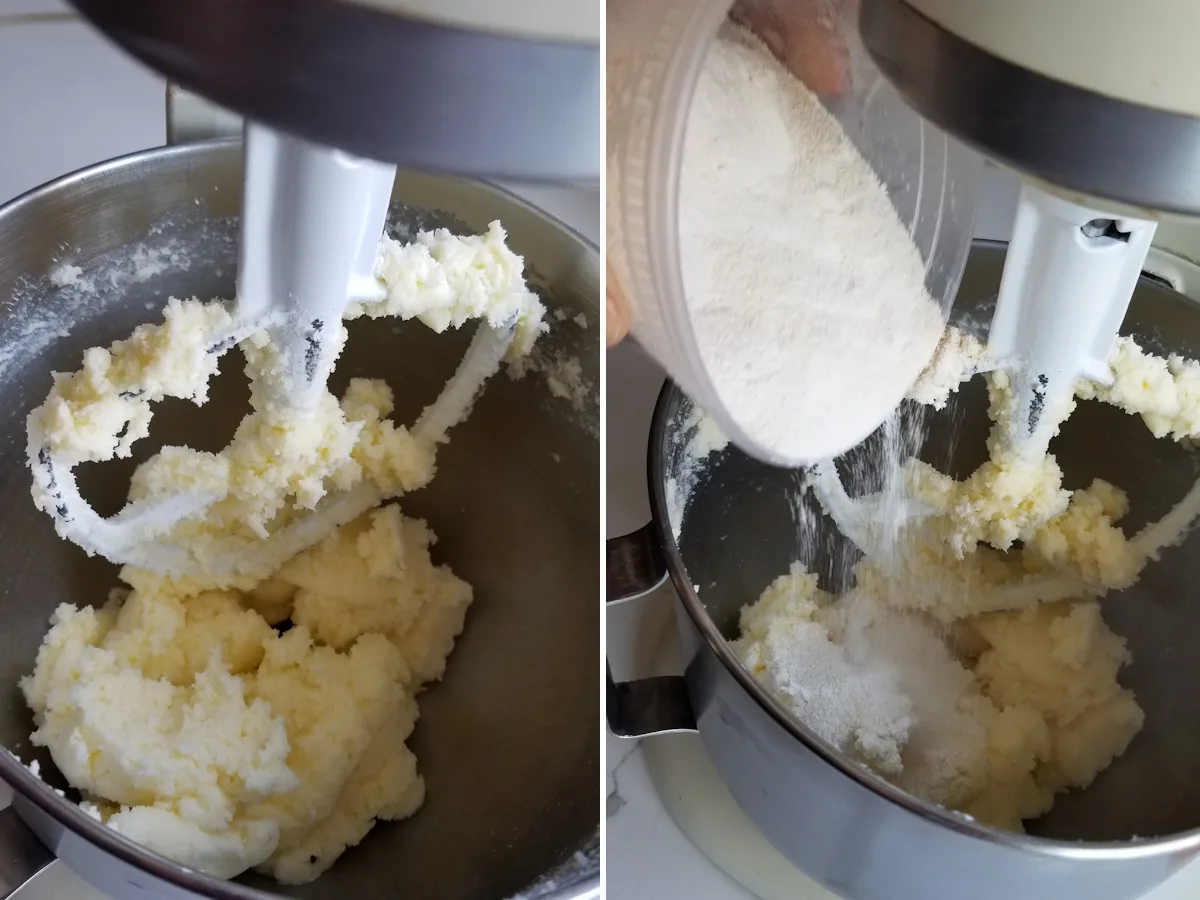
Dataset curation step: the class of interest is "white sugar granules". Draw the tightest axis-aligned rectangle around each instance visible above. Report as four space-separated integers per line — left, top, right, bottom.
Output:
679 27 946 463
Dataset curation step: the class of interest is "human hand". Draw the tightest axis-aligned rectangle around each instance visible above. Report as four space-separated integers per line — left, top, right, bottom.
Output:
606 0 855 347
606 261 631 347
729 0 855 97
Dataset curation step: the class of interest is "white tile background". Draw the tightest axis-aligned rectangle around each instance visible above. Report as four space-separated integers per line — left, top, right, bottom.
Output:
0 0 70 16
0 6 164 206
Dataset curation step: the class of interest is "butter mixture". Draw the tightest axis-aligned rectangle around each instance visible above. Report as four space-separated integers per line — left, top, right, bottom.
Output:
28 222 545 582
21 223 546 882
734 325 1200 831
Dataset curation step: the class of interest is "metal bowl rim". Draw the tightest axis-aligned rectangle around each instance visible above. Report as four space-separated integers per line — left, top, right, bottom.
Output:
0 137 599 259
0 138 600 900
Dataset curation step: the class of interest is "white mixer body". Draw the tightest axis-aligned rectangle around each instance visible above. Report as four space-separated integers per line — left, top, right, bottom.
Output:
34 0 592 577
983 186 1157 458
905 0 1200 120
861 0 1200 217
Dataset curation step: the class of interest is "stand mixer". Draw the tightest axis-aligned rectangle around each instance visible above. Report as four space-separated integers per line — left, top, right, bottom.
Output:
817 0 1200 547
30 0 599 576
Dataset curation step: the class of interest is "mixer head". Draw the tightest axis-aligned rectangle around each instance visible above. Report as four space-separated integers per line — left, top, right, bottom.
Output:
859 0 1200 218
67 0 600 184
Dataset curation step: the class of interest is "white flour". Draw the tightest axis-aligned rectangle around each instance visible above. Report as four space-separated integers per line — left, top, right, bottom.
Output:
679 28 945 462
0 219 233 388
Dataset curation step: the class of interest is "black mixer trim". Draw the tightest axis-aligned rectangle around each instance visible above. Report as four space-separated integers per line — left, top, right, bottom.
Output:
860 0 1200 217
304 318 324 382
67 0 599 184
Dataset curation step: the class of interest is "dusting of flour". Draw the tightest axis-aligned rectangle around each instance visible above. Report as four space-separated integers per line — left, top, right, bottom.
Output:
1 217 237 388
679 27 945 463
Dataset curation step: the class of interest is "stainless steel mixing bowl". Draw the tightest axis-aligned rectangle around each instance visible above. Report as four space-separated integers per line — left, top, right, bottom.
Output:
0 141 599 900
609 240 1200 900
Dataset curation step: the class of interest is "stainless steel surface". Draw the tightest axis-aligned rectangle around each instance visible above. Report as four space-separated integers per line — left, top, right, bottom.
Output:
68 0 599 184
0 807 53 899
606 526 693 738
605 523 667 604
860 0 1200 217
616 241 1200 900
5 861 111 900
0 141 599 900
606 672 696 739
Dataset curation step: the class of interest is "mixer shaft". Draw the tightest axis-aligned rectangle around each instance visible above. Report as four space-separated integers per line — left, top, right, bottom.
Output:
984 184 1157 459
237 124 396 410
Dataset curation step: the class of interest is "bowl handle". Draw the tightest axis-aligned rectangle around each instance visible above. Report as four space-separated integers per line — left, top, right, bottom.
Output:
606 523 697 737
0 805 54 899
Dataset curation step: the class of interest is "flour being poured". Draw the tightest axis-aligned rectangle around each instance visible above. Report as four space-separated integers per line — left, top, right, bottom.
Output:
679 27 944 463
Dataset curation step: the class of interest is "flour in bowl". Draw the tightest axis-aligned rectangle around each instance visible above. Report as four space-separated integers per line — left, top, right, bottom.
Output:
731 328 1200 830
